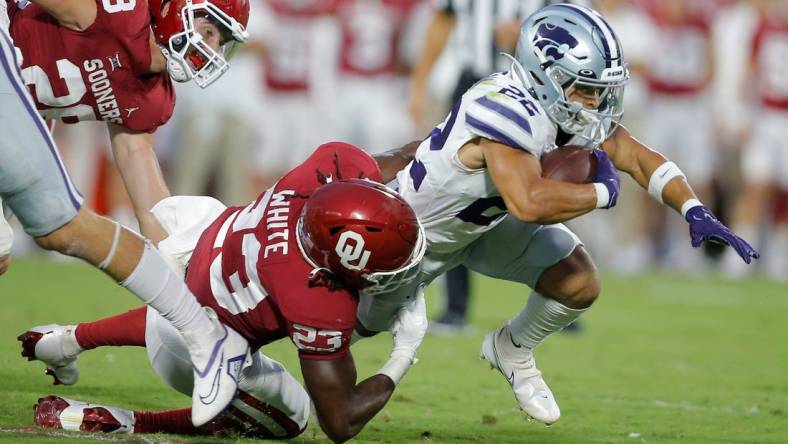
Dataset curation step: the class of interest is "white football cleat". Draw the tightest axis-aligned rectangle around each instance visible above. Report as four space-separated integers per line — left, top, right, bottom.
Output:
480 325 561 425
185 307 252 427
18 324 81 385
34 395 134 433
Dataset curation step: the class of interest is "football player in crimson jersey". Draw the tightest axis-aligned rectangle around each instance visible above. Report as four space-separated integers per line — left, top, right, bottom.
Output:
7 0 249 240
0 0 253 428
23 143 429 443
724 0 788 277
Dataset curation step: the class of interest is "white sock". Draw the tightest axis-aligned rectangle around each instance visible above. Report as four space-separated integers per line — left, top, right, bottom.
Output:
122 242 210 335
507 292 587 352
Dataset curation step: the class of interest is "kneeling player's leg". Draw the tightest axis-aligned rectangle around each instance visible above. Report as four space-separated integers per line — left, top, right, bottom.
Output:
231 352 309 438
144 309 309 438
18 307 147 385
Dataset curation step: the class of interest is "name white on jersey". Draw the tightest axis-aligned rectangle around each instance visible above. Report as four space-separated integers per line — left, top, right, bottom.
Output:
395 72 556 254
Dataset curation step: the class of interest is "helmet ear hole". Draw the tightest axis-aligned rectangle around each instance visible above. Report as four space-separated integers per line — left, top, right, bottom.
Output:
328 226 345 236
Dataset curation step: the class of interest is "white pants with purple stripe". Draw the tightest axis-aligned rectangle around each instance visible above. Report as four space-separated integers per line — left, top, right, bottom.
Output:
0 27 83 236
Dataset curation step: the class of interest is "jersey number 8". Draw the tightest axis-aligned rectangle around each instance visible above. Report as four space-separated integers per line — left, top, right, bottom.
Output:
102 0 136 13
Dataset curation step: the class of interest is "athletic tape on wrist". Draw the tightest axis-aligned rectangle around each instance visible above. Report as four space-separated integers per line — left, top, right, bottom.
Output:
593 182 610 209
377 349 415 385
648 161 685 204
681 198 703 218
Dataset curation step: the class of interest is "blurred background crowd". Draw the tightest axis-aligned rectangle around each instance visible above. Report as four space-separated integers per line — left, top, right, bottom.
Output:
11 0 787 318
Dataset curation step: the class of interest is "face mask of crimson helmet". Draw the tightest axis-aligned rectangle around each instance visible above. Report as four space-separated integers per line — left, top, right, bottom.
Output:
150 0 250 88
295 179 426 295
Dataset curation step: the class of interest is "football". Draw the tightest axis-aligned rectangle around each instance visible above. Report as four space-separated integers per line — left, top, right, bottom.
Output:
540 145 598 184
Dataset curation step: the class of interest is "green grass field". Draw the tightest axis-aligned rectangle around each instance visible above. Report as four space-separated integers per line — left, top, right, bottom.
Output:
0 258 785 443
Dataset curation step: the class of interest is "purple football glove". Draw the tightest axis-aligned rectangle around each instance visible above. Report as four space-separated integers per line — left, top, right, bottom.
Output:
685 206 760 264
592 149 620 209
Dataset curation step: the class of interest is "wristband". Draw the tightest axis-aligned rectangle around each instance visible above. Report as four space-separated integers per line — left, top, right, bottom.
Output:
593 183 610 209
377 348 415 385
648 161 685 204
681 199 703 218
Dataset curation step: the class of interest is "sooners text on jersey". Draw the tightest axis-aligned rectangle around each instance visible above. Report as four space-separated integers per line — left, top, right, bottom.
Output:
185 142 383 360
8 0 175 132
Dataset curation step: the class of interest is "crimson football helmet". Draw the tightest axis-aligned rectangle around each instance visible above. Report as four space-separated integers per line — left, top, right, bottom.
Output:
296 179 426 295
149 0 250 88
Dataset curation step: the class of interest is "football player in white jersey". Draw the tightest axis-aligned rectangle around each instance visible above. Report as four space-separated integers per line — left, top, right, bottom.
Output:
354 3 758 425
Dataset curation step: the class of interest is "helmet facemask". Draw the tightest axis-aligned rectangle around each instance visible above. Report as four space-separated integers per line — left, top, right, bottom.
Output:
544 64 628 144
514 3 630 145
165 1 249 88
360 219 426 295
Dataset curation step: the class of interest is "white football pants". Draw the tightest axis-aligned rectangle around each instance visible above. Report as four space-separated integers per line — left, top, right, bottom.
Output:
145 307 310 438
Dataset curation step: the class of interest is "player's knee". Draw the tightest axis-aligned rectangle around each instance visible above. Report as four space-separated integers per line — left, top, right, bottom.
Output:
34 225 74 253
564 268 600 309
231 385 309 439
538 246 600 309
33 210 92 256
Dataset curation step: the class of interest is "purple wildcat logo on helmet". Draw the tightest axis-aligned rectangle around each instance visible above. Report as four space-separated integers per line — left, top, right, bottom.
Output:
533 23 585 63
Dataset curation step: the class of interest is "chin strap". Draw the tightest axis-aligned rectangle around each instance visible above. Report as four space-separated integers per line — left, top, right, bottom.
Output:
158 45 193 83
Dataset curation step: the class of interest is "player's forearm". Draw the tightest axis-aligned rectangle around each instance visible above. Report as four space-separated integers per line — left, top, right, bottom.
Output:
606 129 698 215
314 376 394 443
410 12 454 91
31 0 95 30
373 140 421 183
506 179 597 224
109 130 170 241
338 376 397 442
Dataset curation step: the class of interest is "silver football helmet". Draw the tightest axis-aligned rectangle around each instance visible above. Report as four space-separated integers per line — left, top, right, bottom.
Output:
512 3 629 144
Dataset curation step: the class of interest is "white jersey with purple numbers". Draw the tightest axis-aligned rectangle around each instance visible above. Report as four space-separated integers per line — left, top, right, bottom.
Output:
395 71 558 254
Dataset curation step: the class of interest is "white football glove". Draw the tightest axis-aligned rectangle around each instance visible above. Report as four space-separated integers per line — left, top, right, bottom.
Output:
389 285 428 358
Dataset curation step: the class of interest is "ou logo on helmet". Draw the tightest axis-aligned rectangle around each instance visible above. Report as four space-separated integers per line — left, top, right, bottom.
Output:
335 231 371 271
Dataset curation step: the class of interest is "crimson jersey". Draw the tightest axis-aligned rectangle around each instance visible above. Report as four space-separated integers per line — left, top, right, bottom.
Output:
336 0 421 77
752 17 788 110
262 0 339 92
8 0 175 132
641 1 713 95
186 142 383 360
